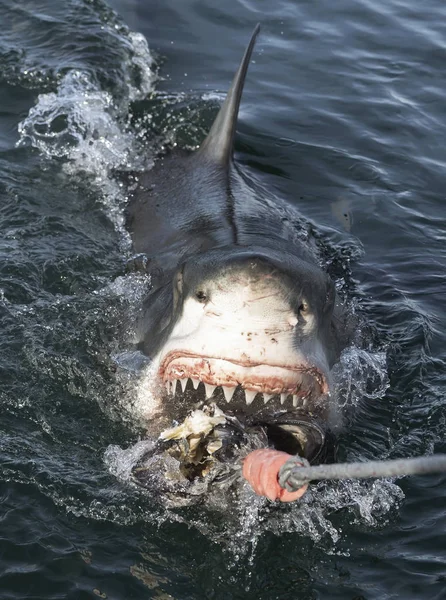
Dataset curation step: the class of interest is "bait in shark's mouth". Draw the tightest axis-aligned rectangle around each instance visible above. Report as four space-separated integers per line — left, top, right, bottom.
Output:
130 389 334 504
125 25 354 501
131 401 331 505
132 405 245 487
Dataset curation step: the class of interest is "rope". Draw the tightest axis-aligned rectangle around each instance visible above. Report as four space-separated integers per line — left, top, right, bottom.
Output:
278 454 446 493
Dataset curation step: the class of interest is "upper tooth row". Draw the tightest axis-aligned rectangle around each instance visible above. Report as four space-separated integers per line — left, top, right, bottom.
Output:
164 378 308 407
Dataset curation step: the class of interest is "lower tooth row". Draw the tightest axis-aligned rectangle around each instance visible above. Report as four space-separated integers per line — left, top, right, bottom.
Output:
165 379 307 407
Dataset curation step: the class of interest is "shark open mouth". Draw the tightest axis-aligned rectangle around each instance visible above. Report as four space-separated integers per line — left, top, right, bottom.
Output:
159 350 329 411
131 351 332 498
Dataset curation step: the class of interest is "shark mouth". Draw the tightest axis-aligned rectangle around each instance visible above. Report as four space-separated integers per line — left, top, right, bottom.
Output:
158 351 329 411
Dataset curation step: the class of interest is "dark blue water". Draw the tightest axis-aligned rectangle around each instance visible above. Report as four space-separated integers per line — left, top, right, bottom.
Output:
1 0 445 598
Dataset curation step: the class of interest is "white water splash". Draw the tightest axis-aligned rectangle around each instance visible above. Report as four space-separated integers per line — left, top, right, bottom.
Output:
105 439 156 481
16 70 133 241
16 30 155 241
104 440 404 554
126 32 156 101
17 71 132 163
103 272 151 305
330 346 389 421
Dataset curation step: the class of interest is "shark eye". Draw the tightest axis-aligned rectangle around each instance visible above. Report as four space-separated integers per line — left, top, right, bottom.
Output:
195 290 207 303
298 300 309 315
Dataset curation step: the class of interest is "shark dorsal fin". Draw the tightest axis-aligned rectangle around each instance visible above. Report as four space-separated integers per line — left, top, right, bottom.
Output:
197 24 260 167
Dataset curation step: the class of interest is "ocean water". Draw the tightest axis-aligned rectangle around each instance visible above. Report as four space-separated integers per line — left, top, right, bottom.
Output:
1 0 445 598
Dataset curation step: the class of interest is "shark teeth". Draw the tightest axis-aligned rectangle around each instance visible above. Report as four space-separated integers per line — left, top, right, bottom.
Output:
204 383 216 399
244 390 257 405
222 386 236 402
164 378 313 409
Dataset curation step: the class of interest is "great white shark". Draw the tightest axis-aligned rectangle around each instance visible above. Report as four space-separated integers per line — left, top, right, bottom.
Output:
125 24 354 479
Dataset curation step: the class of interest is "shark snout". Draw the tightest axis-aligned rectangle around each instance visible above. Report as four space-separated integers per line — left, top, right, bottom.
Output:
153 260 331 417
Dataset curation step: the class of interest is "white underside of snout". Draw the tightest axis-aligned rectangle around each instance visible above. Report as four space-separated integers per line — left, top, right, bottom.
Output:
152 272 329 406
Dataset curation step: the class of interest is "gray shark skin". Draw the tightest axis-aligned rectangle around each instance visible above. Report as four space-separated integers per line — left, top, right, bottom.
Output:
126 25 353 465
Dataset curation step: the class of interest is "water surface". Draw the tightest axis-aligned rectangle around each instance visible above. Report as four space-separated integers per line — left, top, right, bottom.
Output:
1 0 445 598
